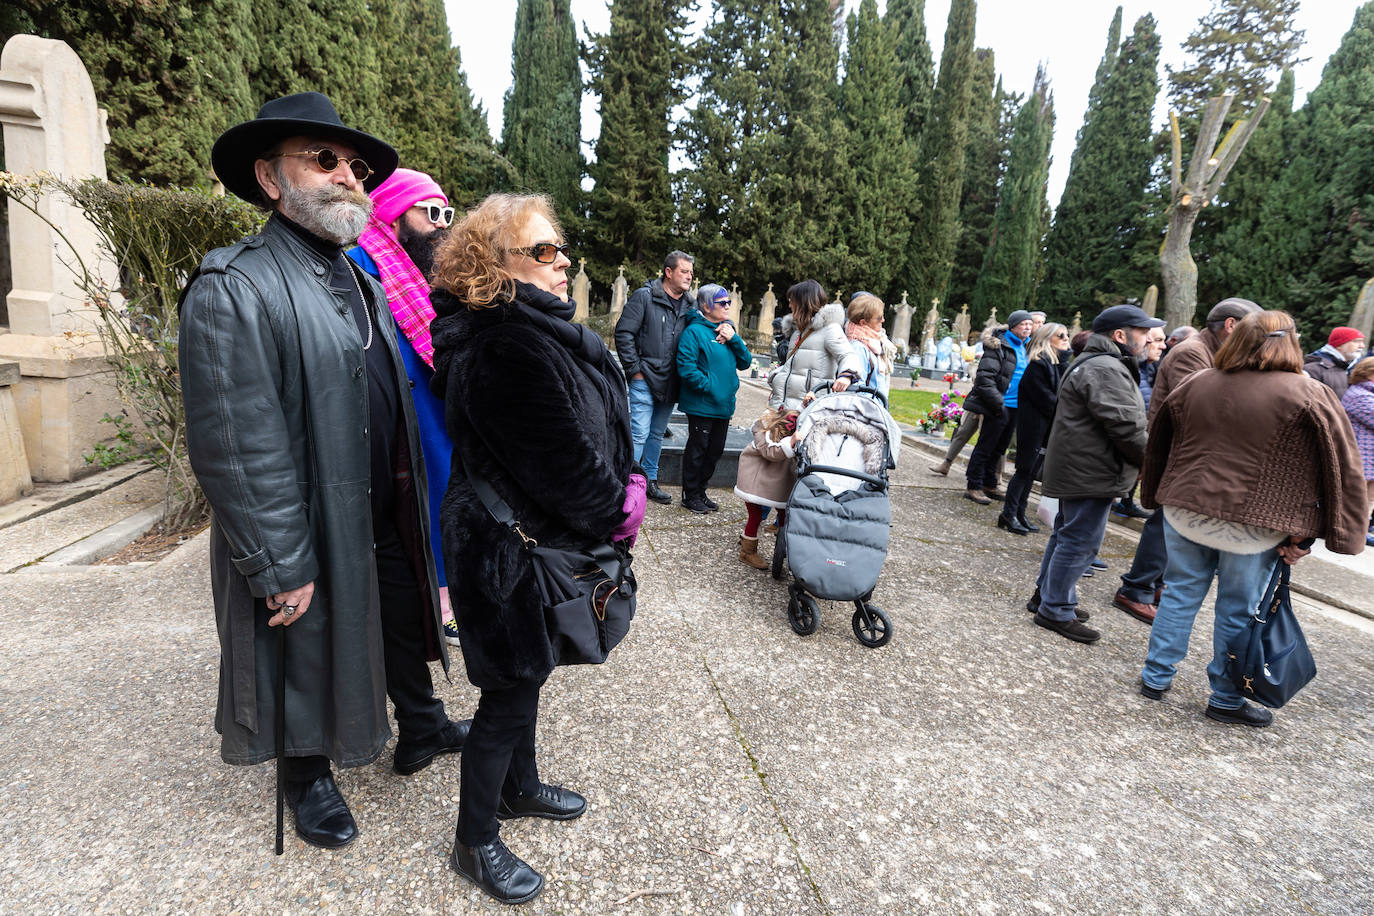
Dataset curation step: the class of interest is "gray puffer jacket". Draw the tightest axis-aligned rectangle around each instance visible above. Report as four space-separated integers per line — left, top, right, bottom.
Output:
768 302 863 409
1040 333 1148 500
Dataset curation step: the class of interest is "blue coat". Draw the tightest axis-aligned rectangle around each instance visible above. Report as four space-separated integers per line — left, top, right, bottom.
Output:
675 310 752 419
347 246 450 581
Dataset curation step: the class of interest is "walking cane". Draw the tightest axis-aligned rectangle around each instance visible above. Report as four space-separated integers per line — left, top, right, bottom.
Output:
275 623 285 855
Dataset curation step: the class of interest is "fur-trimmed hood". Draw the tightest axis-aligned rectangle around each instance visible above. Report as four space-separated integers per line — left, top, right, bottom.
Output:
980 324 1008 349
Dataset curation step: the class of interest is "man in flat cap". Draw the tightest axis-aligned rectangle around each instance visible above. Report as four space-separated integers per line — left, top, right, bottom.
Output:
179 93 468 850
1111 297 1262 626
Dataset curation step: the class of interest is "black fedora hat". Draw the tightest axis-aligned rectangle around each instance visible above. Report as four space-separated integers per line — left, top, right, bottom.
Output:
211 92 398 203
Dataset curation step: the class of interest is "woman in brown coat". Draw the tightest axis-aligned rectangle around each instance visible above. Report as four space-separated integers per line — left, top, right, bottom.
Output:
1138 311 1367 728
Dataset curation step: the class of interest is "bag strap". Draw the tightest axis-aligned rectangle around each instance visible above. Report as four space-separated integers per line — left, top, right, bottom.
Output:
1254 560 1290 623
785 327 816 362
468 471 538 549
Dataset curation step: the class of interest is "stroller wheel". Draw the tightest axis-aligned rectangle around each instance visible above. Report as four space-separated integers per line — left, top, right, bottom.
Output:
852 602 892 648
788 592 820 636
770 533 786 581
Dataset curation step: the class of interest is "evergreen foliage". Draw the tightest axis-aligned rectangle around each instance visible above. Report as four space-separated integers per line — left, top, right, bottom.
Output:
1259 3 1374 335
1040 13 1161 313
1167 0 1305 121
249 0 381 131
972 67 1054 319
501 0 583 214
835 0 915 303
946 51 1004 323
585 0 691 281
884 0 935 148
909 0 977 312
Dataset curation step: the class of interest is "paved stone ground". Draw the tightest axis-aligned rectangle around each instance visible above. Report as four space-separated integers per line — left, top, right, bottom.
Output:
2 381 1373 914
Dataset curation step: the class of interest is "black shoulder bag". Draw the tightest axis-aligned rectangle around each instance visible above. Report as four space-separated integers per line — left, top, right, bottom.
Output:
468 473 636 666
1224 561 1316 708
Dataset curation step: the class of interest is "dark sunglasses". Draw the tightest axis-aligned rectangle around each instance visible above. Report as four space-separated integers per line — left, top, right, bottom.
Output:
710 298 730 308
416 203 455 226
266 148 373 182
508 242 571 264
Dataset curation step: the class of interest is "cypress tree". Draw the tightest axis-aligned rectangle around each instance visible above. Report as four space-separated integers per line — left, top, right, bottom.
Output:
501 0 583 214
908 0 977 311
585 0 691 279
884 0 934 146
972 67 1054 318
1167 0 1305 122
946 50 1002 321
836 0 914 302
1261 3 1374 335
677 0 789 296
1040 13 1160 312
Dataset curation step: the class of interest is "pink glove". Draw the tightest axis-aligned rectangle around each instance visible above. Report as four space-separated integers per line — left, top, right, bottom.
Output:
612 473 647 546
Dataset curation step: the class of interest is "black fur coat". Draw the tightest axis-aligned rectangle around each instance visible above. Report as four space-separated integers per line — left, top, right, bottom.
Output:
430 281 633 689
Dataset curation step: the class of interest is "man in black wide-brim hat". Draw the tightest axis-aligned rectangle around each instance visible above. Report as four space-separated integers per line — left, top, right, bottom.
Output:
179 92 471 850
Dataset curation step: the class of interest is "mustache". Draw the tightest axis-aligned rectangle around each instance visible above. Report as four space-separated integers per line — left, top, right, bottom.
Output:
316 184 371 209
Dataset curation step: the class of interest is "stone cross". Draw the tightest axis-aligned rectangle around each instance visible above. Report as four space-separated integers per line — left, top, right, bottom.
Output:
609 264 628 324
953 303 971 343
757 281 777 337
983 307 999 331
728 282 742 328
571 257 590 323
0 35 125 482
892 292 913 354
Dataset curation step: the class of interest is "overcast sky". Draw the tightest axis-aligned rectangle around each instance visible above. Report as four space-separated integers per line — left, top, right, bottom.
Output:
448 0 1361 209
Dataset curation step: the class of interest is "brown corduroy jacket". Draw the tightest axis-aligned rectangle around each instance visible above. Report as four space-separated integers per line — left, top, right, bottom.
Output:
1141 368 1368 555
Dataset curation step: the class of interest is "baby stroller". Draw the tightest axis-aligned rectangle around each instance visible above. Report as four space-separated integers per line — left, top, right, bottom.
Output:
771 384 900 648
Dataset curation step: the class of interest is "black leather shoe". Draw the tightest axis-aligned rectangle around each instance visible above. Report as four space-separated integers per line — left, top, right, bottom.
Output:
645 480 672 504
285 773 358 848
451 836 544 905
996 514 1030 535
1024 590 1088 620
1205 702 1273 727
394 718 472 775
1033 612 1101 644
1016 514 1040 533
702 495 719 511
497 783 588 821
1140 679 1170 701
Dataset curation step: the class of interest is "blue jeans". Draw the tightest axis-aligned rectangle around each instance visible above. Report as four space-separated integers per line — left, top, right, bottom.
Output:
1119 508 1167 603
1035 497 1112 621
1141 516 1280 709
628 378 674 482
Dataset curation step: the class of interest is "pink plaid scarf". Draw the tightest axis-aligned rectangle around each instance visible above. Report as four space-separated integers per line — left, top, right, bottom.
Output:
358 215 436 367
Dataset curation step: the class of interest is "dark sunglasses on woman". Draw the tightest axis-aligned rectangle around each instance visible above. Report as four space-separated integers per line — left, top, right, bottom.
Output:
508 242 572 264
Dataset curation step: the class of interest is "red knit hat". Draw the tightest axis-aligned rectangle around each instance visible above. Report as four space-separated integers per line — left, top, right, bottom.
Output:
1328 326 1365 348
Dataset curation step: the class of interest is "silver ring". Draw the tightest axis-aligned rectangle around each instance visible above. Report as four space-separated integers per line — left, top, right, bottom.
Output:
282 605 297 617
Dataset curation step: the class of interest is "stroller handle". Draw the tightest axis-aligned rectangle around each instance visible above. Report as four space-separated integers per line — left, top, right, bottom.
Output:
804 463 887 488
809 380 888 408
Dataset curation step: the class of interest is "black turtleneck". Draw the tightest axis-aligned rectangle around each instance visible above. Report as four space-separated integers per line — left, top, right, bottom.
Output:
276 213 400 525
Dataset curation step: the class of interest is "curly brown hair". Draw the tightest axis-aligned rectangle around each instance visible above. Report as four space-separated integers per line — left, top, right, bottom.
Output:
430 192 562 308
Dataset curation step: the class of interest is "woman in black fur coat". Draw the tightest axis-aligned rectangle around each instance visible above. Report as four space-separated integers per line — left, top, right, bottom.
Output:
429 193 645 905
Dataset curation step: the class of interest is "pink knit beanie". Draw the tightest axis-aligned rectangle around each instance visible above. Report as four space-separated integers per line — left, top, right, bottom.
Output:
369 168 447 225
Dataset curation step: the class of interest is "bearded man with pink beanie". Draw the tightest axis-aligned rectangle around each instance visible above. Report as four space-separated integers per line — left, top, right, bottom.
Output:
348 169 461 647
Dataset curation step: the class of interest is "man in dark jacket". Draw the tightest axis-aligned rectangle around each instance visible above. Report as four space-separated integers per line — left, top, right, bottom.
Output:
1028 305 1163 644
180 94 468 851
962 310 1034 504
614 251 695 503
1304 326 1366 399
1112 298 1260 624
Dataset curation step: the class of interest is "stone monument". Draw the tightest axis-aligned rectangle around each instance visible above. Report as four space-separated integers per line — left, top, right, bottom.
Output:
1348 277 1374 343
919 298 940 356
982 307 999 331
892 292 913 354
757 282 777 340
728 282 742 328
1142 284 1159 317
609 264 628 324
1069 311 1082 336
0 35 124 483
953 304 971 343
571 258 590 322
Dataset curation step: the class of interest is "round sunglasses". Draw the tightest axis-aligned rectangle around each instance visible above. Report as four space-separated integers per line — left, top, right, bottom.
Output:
266 148 373 182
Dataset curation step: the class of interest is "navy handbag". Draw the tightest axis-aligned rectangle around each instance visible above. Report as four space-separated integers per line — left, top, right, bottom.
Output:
1225 561 1316 709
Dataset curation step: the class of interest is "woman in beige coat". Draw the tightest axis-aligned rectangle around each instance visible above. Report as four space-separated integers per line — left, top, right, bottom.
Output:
733 407 800 568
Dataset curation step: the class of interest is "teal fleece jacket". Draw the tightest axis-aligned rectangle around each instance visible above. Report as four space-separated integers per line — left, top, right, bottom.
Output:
675 310 752 419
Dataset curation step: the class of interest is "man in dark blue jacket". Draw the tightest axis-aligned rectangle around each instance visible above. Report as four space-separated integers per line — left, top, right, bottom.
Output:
614 251 695 503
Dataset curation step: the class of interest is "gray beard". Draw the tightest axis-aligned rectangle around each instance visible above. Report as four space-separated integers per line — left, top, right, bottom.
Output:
276 177 372 245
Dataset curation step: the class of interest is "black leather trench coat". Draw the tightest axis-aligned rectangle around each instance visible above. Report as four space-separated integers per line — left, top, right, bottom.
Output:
179 215 446 767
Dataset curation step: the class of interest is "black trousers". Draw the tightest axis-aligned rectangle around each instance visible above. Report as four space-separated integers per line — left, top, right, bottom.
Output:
966 405 1016 490
1002 452 1044 523
456 679 544 846
682 415 729 500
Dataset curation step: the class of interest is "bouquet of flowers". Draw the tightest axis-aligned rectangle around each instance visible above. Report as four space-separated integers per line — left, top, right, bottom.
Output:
918 391 965 434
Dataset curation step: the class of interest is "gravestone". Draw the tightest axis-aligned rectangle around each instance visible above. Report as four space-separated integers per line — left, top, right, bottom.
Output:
610 265 628 324
1069 311 1082 336
571 258 590 322
1348 277 1374 343
0 35 124 483
1142 284 1159 317
892 292 913 353
983 307 999 331
757 282 777 341
953 304 971 343
919 298 940 357
728 282 742 327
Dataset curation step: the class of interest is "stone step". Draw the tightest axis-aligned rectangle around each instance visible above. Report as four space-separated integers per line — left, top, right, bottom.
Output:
0 468 164 573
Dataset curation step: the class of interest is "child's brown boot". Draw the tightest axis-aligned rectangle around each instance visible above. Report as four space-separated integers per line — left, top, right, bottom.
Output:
738 535 768 570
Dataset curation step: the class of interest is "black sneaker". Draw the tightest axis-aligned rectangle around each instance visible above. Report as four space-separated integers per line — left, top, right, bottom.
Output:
701 495 719 512
1033 612 1101 644
681 495 711 514
645 480 672 505
1205 702 1273 727
1140 679 1169 701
